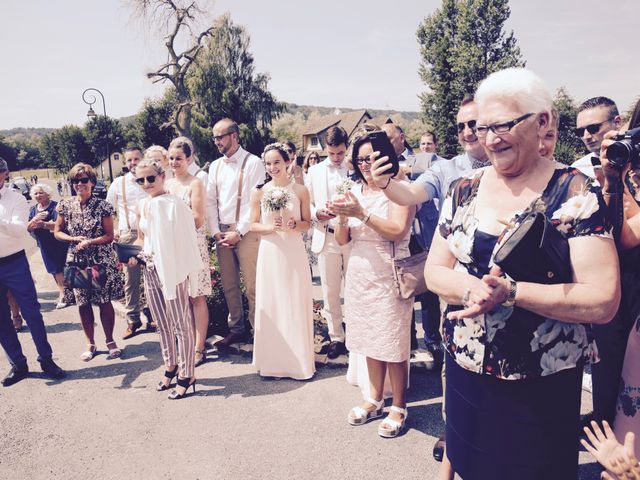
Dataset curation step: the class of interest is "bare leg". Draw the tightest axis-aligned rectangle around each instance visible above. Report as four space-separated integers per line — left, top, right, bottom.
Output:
53 272 65 302
98 302 116 345
438 451 455 480
366 357 387 403
78 304 96 345
191 296 209 359
386 360 408 424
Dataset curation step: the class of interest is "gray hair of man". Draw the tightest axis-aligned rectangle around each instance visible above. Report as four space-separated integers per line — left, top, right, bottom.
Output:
0 158 8 172
30 183 54 199
475 68 552 118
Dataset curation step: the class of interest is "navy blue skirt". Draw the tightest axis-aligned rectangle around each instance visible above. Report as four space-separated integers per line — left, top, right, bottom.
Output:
445 354 581 480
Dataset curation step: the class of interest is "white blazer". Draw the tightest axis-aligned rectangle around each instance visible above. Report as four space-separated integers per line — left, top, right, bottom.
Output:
305 161 348 254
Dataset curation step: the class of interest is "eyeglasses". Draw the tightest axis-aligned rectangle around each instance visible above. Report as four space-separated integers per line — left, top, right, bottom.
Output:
573 117 616 137
135 175 157 185
71 177 91 185
356 156 372 165
456 120 477 133
475 113 534 137
212 130 234 142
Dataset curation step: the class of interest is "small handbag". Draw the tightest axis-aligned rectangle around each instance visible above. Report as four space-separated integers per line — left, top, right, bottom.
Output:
493 211 572 284
64 254 108 290
391 243 429 299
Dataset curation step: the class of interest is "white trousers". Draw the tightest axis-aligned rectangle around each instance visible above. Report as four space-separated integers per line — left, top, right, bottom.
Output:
317 233 351 343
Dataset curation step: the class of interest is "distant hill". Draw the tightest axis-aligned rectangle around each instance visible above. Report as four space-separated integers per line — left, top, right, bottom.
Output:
0 104 421 141
283 103 421 121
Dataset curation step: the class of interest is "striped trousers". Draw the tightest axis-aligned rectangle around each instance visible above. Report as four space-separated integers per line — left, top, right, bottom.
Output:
143 267 195 379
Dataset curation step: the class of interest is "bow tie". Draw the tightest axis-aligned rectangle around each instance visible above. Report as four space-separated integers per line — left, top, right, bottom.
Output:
398 154 406 163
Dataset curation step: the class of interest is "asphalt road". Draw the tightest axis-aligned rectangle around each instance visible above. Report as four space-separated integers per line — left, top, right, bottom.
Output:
0 180 603 479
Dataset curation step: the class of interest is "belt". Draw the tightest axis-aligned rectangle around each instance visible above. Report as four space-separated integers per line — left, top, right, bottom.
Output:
0 250 25 265
326 226 335 234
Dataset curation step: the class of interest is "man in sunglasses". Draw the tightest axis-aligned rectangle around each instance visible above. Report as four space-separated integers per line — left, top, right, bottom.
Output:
106 146 153 338
0 158 65 386
206 118 265 347
572 96 621 181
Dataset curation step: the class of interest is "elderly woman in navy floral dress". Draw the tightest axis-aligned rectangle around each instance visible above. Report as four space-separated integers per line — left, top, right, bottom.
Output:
425 68 620 480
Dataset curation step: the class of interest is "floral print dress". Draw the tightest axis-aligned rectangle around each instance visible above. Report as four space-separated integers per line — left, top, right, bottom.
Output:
438 166 612 380
57 196 124 306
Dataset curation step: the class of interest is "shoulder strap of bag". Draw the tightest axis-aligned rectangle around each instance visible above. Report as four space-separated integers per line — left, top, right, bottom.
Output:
234 152 251 224
121 175 131 231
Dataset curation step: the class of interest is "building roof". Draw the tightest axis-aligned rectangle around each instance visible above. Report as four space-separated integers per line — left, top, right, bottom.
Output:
302 109 370 137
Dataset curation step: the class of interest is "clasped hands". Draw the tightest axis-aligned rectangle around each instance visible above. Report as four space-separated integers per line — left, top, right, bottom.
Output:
214 231 241 249
447 266 511 320
327 192 363 219
271 215 297 231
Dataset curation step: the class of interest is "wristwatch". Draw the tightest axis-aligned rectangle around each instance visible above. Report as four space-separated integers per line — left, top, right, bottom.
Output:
502 279 517 307
234 229 244 238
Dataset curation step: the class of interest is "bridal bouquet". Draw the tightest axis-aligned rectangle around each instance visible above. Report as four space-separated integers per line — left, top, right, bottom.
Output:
261 186 291 212
335 178 355 196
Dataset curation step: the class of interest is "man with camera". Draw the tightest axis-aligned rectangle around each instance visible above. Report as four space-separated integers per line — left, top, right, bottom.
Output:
574 97 638 432
572 96 621 181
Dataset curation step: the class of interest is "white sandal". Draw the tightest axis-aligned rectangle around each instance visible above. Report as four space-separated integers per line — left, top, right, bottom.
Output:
348 397 384 426
106 342 122 359
80 344 97 362
378 406 408 438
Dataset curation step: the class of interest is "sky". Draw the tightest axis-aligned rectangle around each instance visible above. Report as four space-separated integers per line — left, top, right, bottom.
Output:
0 0 638 130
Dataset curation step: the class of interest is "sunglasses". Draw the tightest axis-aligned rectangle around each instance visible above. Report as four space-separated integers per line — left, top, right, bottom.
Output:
71 177 91 185
573 118 615 137
475 113 534 137
456 120 477 133
212 131 233 142
285 149 294 154
356 156 372 165
135 175 158 185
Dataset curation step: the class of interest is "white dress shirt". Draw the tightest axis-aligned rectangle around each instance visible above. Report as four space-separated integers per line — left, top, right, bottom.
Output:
187 161 209 186
206 146 266 236
0 185 29 257
106 172 147 231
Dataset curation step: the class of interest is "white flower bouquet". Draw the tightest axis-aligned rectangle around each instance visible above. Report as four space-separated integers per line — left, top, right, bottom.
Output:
335 178 355 196
261 186 291 212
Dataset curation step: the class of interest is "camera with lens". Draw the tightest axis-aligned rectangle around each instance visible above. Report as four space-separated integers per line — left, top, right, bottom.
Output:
607 127 640 168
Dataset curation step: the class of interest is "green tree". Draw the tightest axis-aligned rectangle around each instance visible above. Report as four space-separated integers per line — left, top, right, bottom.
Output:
417 0 524 157
40 126 94 173
553 87 584 165
0 136 18 170
131 0 216 138
187 13 283 160
125 89 178 148
84 116 127 169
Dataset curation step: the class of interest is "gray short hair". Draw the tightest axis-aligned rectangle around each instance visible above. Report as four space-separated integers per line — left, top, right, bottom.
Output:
30 183 53 198
475 68 552 116
0 158 8 172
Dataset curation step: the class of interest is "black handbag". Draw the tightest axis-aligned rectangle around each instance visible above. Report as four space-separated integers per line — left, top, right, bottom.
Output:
493 211 572 284
64 253 108 290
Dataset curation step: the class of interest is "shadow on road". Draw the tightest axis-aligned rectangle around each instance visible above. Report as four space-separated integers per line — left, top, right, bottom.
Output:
196 361 345 398
45 322 83 334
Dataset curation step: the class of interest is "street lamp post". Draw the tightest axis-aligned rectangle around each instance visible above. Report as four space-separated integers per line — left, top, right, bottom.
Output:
82 88 113 181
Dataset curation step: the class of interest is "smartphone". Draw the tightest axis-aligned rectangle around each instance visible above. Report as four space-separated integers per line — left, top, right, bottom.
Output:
368 130 399 178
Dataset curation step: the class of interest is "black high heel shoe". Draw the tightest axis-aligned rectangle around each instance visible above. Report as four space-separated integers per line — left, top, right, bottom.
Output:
168 377 196 400
156 366 179 391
